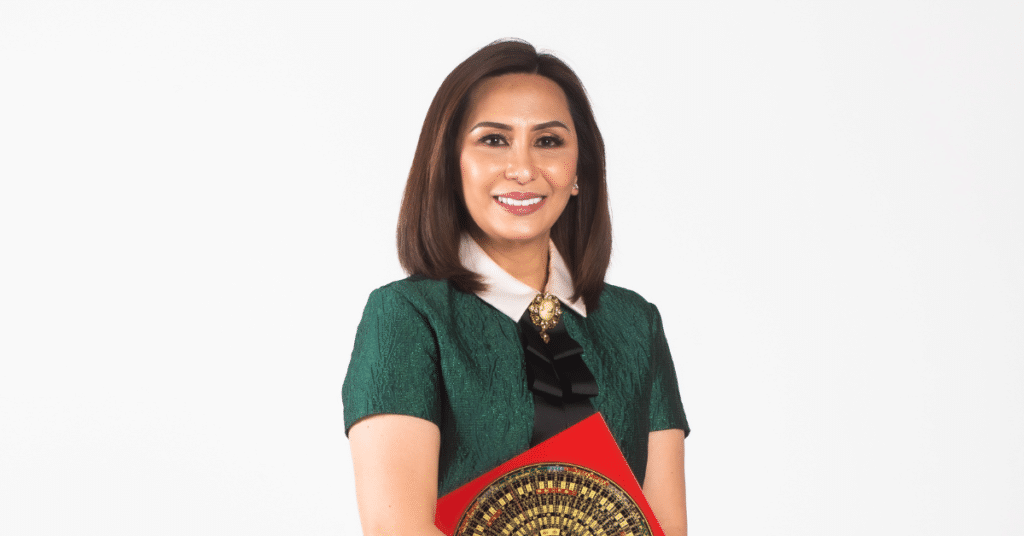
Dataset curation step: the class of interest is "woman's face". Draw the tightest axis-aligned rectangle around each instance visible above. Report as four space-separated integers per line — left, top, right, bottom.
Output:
459 73 579 249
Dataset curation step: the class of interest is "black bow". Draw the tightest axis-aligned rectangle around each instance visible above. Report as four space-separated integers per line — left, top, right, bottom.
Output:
519 311 598 445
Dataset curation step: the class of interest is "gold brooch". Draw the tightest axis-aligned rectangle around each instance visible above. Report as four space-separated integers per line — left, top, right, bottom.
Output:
529 293 562 343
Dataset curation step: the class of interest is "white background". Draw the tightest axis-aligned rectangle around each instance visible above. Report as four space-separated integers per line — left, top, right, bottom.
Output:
2 1 1022 534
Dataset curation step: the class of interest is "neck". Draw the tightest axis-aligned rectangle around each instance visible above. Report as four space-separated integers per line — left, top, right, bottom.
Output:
471 230 550 293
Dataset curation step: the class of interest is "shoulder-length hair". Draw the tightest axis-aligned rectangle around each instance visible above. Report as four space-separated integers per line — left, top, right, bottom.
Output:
397 39 612 310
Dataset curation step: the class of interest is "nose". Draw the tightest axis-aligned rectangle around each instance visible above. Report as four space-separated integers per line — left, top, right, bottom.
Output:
504 144 535 185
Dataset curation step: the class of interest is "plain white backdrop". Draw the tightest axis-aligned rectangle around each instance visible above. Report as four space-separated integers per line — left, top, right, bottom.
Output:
2 1 1022 534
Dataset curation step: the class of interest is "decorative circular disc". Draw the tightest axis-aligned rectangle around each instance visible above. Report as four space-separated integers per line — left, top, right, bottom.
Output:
454 463 653 536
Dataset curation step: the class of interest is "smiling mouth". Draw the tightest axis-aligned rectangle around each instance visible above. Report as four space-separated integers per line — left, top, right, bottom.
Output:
495 195 545 207
494 194 547 215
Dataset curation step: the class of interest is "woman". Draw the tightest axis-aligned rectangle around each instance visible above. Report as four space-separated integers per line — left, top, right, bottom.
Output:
343 39 690 536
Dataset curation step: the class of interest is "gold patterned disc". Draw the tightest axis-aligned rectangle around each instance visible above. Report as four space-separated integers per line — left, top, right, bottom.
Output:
454 463 653 536
529 293 562 343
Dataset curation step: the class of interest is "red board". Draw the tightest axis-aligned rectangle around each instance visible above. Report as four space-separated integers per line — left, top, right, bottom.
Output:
434 413 665 536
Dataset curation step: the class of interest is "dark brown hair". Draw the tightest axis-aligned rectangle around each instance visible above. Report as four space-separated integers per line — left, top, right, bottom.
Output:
397 39 612 310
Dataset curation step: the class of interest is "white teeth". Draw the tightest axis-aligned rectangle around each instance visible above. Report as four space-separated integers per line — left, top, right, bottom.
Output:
497 196 543 207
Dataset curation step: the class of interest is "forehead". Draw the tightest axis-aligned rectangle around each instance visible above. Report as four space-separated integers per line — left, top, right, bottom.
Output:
463 73 572 124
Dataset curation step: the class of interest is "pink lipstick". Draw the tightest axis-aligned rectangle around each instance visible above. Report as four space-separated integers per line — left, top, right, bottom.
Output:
494 192 546 215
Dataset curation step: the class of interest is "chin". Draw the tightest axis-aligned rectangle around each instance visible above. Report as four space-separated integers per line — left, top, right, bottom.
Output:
507 231 550 243
483 227 548 244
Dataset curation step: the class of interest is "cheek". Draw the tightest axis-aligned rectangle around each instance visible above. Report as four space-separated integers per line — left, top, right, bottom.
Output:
546 157 578 188
460 154 495 213
565 159 578 179
460 152 491 189
459 155 477 197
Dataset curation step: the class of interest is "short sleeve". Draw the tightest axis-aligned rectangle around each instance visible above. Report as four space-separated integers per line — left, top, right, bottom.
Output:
342 286 443 435
647 303 690 436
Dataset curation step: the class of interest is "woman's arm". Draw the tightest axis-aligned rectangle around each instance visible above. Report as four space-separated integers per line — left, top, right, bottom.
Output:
643 428 687 536
349 414 446 536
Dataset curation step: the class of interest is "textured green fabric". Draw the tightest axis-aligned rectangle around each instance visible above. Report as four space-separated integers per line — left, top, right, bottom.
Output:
342 277 689 496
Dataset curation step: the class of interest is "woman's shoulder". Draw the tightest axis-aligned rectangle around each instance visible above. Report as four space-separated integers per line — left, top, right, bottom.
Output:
591 283 662 327
597 283 657 312
364 276 452 305
372 275 452 299
362 276 469 318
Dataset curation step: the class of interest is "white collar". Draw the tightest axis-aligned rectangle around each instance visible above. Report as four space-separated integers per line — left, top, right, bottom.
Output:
459 233 588 321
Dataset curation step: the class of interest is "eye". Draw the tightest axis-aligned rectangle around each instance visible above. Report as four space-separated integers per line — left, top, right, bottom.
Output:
536 135 564 148
480 134 508 146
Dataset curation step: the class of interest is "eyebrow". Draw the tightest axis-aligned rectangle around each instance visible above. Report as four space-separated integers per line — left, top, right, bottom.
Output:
469 120 571 132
